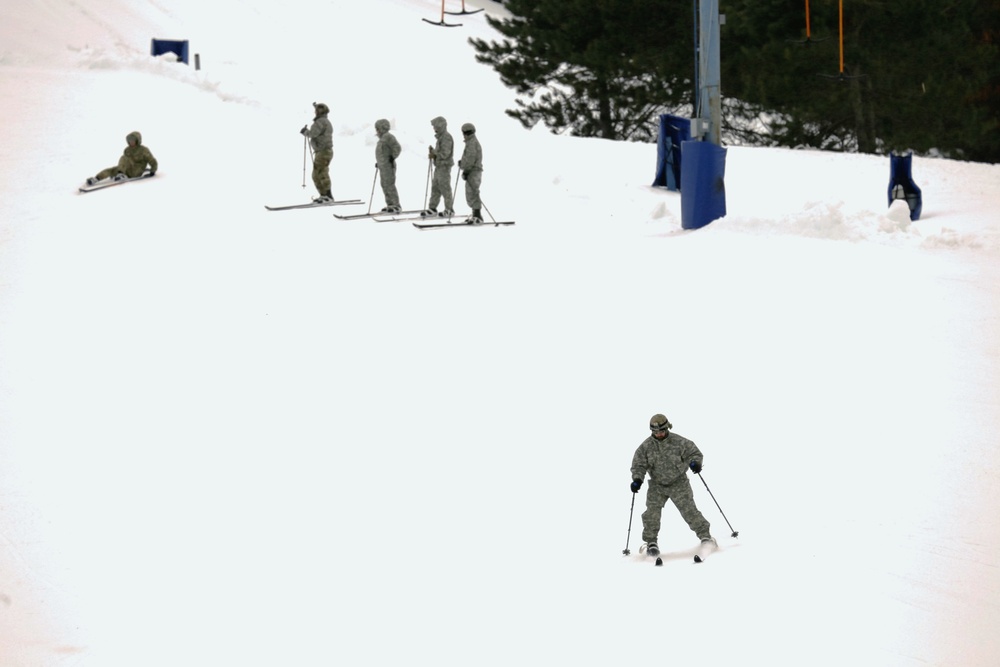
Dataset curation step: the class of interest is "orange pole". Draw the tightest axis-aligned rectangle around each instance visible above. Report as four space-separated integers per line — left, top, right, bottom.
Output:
838 0 845 73
805 0 812 39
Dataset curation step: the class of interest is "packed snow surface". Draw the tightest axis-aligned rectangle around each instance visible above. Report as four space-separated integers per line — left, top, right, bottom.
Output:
1 1 998 666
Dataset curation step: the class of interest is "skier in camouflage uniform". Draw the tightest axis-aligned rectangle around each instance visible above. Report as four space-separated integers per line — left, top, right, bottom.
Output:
300 102 334 202
374 118 402 213
86 131 157 185
422 116 454 217
630 414 713 556
457 122 483 223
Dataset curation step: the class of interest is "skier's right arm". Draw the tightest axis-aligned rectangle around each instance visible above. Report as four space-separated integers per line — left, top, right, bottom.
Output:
630 446 648 491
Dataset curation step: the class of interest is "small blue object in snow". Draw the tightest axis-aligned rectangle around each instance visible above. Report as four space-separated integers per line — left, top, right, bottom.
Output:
151 39 189 64
888 151 922 221
653 115 692 192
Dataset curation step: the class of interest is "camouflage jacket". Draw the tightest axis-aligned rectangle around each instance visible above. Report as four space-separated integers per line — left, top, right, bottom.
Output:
630 432 703 487
375 131 401 166
307 115 333 153
430 117 454 168
458 134 482 173
118 144 157 177
118 131 157 177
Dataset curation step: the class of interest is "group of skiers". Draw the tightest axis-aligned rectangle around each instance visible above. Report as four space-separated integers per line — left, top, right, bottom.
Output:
82 124 723 558
84 103 486 224
301 102 486 224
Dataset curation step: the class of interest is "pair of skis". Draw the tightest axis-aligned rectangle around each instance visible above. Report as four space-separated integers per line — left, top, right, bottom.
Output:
332 209 425 221
412 218 515 229
365 210 515 228
638 539 718 567
264 198 364 211
78 171 154 193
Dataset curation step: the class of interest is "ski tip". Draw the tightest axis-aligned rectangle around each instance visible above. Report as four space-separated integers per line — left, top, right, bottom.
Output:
694 555 703 563
654 557 663 566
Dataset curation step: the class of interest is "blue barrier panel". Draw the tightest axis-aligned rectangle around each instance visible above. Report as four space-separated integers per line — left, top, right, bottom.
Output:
652 115 691 191
888 151 922 221
151 39 189 64
680 141 727 230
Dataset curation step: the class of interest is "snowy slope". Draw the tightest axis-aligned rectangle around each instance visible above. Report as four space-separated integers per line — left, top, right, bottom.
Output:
1 1 998 666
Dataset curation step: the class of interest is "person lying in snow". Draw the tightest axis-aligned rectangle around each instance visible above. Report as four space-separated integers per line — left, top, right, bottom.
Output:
86 131 157 185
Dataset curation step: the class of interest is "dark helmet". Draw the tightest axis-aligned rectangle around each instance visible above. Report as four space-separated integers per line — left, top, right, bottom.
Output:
313 102 330 116
461 122 476 135
649 414 672 432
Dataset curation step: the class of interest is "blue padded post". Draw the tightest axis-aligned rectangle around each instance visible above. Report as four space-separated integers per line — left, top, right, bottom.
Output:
680 140 727 230
888 151 922 221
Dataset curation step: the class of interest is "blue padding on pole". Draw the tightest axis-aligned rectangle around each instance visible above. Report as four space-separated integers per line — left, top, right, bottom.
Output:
680 141 727 230
653 115 691 191
888 151 922 221
151 39 189 64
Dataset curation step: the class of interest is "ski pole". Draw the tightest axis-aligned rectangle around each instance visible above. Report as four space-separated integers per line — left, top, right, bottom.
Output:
423 157 433 210
481 199 496 223
622 491 637 555
452 169 461 211
302 133 308 188
366 165 379 215
696 472 739 538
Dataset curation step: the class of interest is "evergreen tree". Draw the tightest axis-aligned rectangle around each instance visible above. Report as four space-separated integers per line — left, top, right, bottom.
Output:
470 0 694 141
470 0 999 161
721 0 1000 161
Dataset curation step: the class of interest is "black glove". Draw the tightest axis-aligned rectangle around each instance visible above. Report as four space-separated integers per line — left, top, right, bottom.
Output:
147 171 155 177
389 156 395 166
630 479 643 493
462 170 470 180
300 125 308 135
689 461 702 474
428 147 436 159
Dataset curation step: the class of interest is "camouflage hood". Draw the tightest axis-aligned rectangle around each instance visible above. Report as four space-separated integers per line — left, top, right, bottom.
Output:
430 116 448 135
126 131 143 146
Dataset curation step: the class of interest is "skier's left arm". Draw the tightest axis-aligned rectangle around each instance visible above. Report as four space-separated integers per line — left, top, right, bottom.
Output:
685 438 704 474
144 148 158 175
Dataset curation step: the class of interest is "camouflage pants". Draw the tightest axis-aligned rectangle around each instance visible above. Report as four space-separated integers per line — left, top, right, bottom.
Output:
428 165 454 212
312 149 333 196
378 161 400 208
96 156 147 180
641 476 711 544
463 169 482 210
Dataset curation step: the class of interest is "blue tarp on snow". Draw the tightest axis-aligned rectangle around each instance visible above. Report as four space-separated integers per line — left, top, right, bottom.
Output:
151 39 189 64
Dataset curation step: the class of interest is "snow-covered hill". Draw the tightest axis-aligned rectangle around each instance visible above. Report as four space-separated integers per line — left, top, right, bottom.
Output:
1 1 998 666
